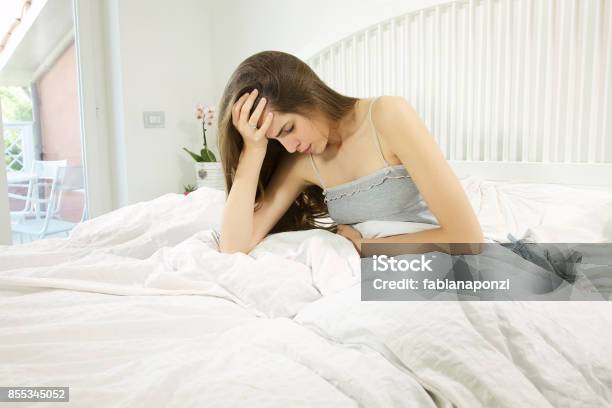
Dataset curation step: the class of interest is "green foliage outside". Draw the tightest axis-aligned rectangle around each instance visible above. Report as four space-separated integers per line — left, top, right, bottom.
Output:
1 86 33 121
1 86 33 171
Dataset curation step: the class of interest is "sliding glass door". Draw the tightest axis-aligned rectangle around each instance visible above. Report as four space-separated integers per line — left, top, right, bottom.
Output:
0 0 87 245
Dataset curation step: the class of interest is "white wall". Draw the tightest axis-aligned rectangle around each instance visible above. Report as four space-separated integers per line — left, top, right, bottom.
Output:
103 0 216 206
209 0 446 99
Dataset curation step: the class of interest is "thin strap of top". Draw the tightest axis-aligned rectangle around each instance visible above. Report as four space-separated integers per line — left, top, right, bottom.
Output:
309 97 388 189
368 96 391 168
309 154 327 189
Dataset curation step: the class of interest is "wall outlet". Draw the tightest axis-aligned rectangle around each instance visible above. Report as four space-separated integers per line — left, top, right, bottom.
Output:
143 111 165 128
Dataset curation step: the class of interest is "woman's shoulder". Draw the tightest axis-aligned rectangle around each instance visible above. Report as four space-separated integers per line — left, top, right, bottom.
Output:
371 95 412 123
371 95 420 145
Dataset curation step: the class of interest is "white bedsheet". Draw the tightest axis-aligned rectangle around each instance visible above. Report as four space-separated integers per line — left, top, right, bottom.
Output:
1 186 611 407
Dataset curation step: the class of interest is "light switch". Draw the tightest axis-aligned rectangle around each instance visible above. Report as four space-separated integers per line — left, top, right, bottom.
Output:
143 111 165 128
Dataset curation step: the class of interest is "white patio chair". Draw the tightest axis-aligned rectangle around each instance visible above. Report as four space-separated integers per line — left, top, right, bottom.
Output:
8 159 68 223
11 165 86 243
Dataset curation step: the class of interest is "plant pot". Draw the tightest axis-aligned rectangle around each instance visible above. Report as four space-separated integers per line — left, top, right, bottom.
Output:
195 162 224 191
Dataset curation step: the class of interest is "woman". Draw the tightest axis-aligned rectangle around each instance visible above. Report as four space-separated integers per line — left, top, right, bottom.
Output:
217 50 483 255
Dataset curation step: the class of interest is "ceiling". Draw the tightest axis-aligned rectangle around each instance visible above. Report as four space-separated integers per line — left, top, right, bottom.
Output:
0 0 74 86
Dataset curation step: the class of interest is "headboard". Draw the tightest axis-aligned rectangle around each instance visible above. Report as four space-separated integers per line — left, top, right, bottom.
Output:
305 0 612 187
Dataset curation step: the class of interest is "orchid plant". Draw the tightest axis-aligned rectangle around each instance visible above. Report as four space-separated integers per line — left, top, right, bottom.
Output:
183 104 217 162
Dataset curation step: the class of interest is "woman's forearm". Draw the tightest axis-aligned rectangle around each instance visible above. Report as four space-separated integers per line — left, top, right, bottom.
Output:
219 147 267 253
359 226 484 257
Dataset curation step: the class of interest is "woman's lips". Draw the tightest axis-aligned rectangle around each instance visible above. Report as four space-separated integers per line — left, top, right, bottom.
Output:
304 145 312 154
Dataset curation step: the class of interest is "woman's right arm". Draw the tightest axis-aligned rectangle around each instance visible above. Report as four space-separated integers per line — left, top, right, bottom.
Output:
219 89 307 254
220 149 307 254
219 146 267 253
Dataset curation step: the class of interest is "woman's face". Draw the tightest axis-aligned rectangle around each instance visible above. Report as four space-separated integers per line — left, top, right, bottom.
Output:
256 106 329 155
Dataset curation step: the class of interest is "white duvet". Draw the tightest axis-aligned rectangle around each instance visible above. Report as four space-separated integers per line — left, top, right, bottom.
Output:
1 186 611 407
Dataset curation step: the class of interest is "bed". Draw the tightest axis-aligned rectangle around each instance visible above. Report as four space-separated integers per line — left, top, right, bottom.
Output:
1 181 611 406
2 0 612 406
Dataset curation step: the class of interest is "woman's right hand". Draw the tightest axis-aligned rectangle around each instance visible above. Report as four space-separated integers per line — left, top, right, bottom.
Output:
232 89 273 152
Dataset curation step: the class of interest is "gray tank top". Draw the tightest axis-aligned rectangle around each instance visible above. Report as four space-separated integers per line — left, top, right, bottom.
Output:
309 97 439 226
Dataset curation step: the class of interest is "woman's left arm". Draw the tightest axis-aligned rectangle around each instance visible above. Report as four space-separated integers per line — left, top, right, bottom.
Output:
355 96 484 252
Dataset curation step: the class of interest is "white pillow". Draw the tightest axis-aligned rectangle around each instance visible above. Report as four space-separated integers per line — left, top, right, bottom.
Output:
352 220 438 239
471 179 612 243
524 200 612 243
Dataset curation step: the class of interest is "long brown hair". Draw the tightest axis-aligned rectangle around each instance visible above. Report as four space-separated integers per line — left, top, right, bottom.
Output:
217 50 358 234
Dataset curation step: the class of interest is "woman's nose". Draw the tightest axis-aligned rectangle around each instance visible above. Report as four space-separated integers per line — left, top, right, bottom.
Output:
284 138 299 153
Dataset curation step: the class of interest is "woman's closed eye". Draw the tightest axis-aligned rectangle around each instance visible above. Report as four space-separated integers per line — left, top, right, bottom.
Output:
277 125 293 139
